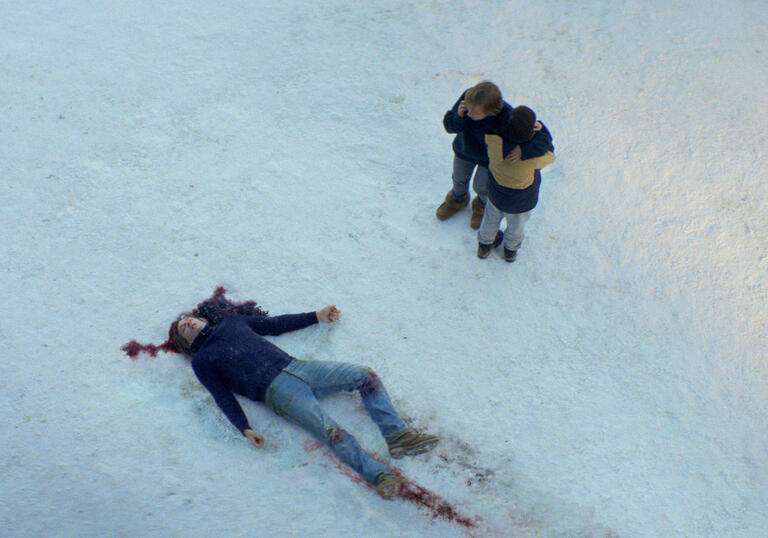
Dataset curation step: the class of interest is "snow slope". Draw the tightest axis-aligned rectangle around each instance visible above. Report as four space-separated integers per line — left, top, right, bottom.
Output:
2 1 766 536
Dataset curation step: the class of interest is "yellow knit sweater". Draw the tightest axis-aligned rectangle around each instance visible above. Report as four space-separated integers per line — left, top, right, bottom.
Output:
485 134 555 189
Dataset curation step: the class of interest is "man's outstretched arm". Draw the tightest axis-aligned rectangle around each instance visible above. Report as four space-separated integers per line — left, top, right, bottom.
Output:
192 357 251 434
246 305 340 335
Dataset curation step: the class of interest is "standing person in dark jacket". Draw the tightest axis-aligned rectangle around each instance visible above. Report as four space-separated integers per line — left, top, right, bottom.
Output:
477 106 556 262
170 305 439 500
438 81 552 229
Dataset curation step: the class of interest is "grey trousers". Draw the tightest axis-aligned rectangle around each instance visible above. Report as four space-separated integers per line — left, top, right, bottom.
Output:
478 201 532 252
452 156 488 203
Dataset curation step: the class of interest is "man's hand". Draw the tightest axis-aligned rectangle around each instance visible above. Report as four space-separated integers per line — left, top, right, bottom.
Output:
316 305 341 323
458 100 468 117
504 144 522 162
244 429 264 448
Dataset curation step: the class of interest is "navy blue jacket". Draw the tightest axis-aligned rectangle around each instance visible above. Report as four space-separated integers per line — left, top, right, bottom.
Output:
443 90 550 166
488 170 542 214
190 312 318 433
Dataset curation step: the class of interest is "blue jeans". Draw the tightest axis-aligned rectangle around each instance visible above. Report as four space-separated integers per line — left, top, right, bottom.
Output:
452 155 489 203
264 359 408 484
478 201 532 251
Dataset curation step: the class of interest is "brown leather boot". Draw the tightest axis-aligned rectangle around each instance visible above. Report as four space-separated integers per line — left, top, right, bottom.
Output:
435 191 469 220
470 197 485 229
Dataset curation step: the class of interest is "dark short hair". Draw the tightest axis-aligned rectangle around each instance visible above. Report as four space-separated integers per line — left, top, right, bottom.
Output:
500 105 536 143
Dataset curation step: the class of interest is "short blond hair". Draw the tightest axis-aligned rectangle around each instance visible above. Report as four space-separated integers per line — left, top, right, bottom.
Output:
465 81 503 115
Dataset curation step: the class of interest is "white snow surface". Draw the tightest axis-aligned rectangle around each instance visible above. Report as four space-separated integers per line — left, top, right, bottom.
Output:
2 1 767 536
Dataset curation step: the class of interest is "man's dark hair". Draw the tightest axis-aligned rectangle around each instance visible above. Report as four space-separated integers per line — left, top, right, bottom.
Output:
195 290 268 325
168 288 269 357
500 105 537 144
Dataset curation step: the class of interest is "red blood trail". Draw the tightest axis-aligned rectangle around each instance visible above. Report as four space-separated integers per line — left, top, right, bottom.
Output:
303 440 477 529
121 340 176 359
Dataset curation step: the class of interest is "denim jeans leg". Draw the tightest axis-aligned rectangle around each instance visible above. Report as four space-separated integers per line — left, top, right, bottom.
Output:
451 156 475 200
478 200 504 245
504 210 532 251
472 165 489 204
283 360 408 443
265 371 389 484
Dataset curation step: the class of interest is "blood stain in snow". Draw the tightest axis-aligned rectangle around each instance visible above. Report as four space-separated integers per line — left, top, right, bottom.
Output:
303 439 477 529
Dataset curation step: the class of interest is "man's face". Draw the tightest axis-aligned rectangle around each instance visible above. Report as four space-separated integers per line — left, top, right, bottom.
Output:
467 103 489 121
177 316 207 345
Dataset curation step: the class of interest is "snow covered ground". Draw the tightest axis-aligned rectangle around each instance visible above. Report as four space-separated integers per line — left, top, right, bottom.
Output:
2 1 766 536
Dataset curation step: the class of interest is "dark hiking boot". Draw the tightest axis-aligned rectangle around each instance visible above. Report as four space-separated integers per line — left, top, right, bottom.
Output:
375 472 404 500
469 197 485 229
477 231 504 259
436 191 469 220
388 431 440 459
503 248 517 263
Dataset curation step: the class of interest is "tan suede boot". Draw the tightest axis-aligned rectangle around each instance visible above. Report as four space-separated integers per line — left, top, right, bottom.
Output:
435 191 469 221
470 197 485 229
388 431 439 459
375 472 404 499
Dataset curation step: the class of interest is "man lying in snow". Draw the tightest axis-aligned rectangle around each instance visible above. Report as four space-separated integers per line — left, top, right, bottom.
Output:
170 304 439 499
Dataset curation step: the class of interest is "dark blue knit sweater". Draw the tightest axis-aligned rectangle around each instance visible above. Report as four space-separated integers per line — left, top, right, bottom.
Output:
190 312 318 433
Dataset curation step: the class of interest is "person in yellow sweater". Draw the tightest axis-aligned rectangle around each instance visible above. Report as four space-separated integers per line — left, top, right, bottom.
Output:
477 106 555 262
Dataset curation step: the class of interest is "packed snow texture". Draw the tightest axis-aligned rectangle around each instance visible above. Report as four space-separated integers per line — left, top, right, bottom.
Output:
2 1 766 536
